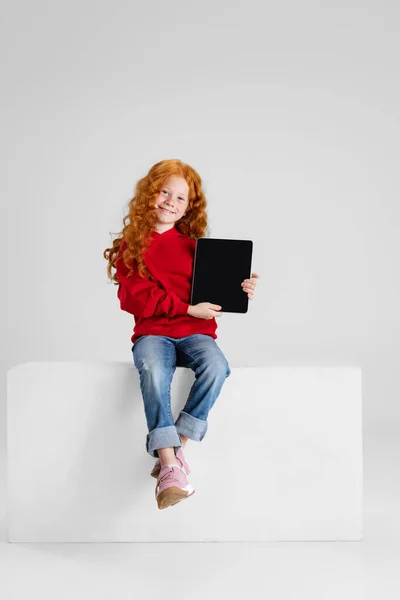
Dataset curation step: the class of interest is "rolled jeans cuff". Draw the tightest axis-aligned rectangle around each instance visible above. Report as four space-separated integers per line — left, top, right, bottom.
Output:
146 425 182 458
175 410 208 442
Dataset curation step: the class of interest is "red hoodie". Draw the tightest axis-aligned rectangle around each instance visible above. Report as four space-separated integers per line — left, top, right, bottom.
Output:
115 226 218 344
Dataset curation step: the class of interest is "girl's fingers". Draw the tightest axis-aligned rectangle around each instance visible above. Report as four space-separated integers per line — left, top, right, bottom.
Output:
242 276 258 299
242 283 256 291
243 288 254 297
242 280 257 287
242 274 259 285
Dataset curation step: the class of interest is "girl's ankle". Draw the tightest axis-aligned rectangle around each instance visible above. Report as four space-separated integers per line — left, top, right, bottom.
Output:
160 457 180 468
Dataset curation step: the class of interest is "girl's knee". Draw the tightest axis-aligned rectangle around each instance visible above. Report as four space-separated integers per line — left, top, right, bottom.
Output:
134 356 172 380
204 355 231 379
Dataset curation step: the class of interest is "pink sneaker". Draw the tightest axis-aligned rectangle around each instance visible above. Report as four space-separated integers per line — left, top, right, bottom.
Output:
151 447 190 479
155 464 195 510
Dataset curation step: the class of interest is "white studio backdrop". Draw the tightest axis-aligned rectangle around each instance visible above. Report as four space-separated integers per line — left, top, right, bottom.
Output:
2 0 400 521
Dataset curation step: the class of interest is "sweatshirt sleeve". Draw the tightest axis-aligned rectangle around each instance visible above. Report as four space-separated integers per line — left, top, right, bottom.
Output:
115 245 190 318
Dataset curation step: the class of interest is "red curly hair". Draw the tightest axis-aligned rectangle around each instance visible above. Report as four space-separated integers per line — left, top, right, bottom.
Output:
104 159 209 284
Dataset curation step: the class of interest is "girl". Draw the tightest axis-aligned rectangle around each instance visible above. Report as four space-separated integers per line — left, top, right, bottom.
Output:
104 159 259 510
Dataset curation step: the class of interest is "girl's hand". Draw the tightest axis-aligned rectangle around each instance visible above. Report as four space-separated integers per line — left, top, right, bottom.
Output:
241 273 260 300
187 303 222 320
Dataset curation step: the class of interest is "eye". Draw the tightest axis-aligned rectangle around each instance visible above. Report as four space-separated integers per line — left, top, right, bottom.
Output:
161 189 169 195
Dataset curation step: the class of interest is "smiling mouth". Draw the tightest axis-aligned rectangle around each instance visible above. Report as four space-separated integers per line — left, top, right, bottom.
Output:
159 207 175 214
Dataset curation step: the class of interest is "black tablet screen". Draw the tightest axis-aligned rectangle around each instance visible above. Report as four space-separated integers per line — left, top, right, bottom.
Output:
190 238 253 313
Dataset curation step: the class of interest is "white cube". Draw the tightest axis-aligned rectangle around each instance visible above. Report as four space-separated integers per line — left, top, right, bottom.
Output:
7 363 362 542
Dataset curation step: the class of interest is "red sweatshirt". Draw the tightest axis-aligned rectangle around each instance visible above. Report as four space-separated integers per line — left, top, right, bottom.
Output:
116 226 218 344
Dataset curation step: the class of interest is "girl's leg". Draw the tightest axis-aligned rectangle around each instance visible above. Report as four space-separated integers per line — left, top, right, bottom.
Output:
158 447 179 467
132 335 181 463
180 434 189 447
174 334 231 441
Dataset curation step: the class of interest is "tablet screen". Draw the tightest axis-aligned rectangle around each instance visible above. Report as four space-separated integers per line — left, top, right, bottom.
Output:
190 238 253 313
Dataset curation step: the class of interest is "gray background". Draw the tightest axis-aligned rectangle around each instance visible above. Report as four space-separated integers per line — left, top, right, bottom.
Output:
1 0 399 595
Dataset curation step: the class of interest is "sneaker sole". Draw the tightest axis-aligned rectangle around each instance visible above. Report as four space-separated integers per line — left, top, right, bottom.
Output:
157 486 195 510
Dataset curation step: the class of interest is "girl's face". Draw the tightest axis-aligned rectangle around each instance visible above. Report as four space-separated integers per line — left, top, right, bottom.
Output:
154 176 190 231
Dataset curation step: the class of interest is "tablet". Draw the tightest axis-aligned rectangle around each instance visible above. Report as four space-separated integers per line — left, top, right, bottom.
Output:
190 238 253 313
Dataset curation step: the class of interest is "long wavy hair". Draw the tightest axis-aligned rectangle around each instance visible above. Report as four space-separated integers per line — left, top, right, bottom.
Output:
104 159 209 284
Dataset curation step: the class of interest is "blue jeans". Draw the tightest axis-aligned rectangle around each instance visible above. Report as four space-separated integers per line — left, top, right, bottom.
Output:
132 334 231 458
